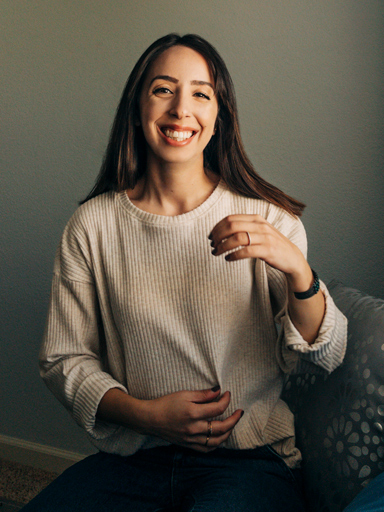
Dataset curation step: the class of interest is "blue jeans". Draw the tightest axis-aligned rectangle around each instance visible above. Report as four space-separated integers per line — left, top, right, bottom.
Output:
343 472 384 512
21 445 306 512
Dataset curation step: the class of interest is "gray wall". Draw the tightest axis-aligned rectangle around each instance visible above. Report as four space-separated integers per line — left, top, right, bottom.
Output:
1 1 383 455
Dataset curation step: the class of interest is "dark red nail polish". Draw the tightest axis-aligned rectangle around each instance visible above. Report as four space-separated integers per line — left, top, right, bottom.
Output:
211 385 220 392
212 248 217 255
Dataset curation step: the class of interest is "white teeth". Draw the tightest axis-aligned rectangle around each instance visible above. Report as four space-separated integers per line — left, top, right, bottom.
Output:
164 129 193 141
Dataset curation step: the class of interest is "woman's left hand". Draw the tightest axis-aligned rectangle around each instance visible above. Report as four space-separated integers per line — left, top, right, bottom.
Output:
209 214 308 282
210 214 325 344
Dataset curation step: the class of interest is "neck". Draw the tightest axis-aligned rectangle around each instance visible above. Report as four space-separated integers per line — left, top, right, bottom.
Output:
127 158 219 216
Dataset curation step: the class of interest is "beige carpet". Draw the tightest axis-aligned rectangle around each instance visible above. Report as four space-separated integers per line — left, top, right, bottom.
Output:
0 458 58 507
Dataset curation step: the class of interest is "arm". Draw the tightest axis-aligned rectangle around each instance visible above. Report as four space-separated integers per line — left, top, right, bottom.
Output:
285 261 325 345
209 214 324 343
40 273 129 440
209 213 347 373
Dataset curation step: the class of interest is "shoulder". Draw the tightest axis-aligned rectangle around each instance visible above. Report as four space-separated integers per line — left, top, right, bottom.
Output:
66 191 117 236
54 192 117 280
62 190 119 254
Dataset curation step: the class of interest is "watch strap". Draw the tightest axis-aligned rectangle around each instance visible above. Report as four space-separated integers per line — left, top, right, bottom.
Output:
293 269 320 300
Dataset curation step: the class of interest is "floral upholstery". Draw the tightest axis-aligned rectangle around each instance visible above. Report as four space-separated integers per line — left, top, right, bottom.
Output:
282 280 384 512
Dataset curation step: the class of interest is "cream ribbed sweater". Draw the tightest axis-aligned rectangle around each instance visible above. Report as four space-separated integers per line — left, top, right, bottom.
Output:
40 182 347 467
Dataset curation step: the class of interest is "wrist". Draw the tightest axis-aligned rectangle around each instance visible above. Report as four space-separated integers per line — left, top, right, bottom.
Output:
97 388 151 434
288 267 321 301
286 262 313 293
134 398 157 435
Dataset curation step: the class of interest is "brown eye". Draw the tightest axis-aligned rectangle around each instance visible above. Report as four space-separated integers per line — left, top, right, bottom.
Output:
194 92 210 100
153 87 172 95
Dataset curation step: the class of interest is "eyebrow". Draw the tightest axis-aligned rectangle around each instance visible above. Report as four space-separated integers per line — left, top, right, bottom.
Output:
149 75 214 90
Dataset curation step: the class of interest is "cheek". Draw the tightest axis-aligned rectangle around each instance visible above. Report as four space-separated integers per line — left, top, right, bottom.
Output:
202 112 218 131
139 96 159 121
206 106 218 129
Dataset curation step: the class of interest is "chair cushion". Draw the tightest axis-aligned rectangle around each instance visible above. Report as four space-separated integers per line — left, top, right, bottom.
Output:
282 280 384 512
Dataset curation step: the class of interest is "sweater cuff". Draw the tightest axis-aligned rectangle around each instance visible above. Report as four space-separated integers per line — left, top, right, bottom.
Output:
72 372 128 440
279 281 348 373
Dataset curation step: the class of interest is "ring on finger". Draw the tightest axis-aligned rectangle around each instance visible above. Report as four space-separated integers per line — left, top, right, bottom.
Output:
246 232 251 246
205 421 213 446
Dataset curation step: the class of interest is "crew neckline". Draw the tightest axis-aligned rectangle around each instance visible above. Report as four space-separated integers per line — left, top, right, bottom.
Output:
117 180 227 225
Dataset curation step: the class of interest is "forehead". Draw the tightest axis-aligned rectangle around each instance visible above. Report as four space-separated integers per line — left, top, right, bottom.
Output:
144 45 214 84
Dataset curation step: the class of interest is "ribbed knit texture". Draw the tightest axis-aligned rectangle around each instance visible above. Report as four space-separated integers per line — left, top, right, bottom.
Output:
40 182 347 467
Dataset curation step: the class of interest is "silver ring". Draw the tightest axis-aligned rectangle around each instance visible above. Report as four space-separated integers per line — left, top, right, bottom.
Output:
246 232 251 246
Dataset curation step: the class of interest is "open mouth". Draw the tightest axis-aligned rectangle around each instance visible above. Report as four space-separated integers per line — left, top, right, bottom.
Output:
161 128 195 142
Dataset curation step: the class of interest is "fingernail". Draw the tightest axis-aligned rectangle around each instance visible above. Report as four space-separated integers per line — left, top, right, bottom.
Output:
208 233 212 240
240 410 244 418
210 240 214 247
211 248 217 255
211 385 220 392
225 255 231 261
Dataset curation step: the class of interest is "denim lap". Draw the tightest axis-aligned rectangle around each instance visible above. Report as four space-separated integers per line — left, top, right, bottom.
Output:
21 446 306 512
177 447 305 512
20 450 173 512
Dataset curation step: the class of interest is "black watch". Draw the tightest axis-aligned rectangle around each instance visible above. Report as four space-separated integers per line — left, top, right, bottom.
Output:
293 269 320 300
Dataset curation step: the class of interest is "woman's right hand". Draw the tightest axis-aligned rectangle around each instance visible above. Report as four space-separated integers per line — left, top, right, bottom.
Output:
141 387 244 452
97 387 243 453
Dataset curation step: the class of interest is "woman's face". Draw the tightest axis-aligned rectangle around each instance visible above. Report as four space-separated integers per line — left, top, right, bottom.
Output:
139 45 218 169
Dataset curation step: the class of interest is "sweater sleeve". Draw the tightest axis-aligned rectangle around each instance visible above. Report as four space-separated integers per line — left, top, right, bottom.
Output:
39 215 128 440
267 212 348 375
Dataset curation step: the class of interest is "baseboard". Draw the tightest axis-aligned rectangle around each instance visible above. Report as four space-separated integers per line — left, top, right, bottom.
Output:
0 434 87 474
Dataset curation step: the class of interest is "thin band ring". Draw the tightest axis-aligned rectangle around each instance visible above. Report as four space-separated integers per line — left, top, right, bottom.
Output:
205 421 213 446
246 232 251 246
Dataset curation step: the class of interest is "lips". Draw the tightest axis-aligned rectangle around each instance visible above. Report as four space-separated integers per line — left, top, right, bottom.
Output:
158 125 197 145
162 128 194 142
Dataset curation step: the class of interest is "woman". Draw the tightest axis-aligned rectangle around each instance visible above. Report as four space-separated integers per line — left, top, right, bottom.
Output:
24 34 347 511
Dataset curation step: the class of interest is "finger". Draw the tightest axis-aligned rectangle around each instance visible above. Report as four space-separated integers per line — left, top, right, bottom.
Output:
223 246 267 262
190 391 231 420
185 407 243 438
186 409 244 442
211 221 259 247
179 414 243 452
212 232 265 256
209 215 267 244
210 408 244 435
186 411 244 448
188 386 221 404
189 428 235 448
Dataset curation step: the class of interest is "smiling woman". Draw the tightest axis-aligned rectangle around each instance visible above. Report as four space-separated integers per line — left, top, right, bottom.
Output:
23 34 348 511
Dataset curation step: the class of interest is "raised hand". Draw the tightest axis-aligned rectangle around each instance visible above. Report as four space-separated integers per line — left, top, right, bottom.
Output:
209 214 308 282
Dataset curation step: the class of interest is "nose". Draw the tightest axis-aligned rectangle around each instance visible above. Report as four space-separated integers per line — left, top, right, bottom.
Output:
169 91 191 119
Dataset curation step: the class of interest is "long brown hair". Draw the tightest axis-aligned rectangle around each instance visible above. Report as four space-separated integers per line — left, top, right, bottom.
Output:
81 33 305 216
